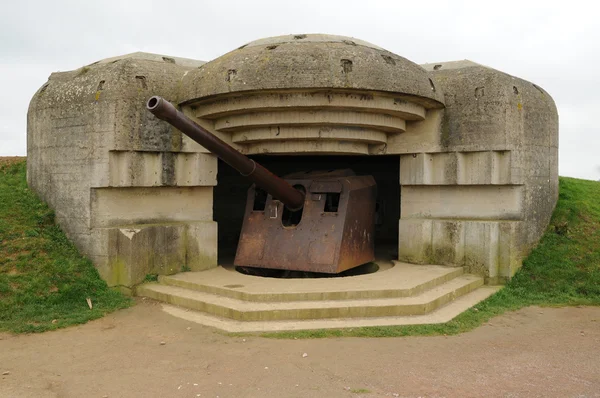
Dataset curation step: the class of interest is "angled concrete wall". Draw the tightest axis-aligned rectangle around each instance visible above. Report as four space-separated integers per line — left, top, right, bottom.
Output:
27 53 218 292
398 61 558 282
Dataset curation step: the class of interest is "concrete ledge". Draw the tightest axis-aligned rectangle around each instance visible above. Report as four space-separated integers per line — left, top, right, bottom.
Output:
136 274 483 321
158 262 464 302
400 151 517 185
108 151 217 187
193 91 426 121
159 286 501 333
90 186 213 228
401 185 524 220
240 140 371 155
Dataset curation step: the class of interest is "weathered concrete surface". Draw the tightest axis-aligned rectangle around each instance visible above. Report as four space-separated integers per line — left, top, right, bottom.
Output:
158 286 500 332
135 262 497 330
180 34 443 157
157 262 461 302
27 38 558 288
398 61 558 282
27 52 218 290
182 34 444 107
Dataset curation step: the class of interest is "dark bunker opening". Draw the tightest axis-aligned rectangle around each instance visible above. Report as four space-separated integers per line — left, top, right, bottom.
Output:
213 155 400 271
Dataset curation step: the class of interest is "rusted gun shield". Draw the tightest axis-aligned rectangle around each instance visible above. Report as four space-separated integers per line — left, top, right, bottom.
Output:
235 170 376 274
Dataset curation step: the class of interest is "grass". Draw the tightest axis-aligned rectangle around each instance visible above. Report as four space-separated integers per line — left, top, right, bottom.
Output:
0 159 130 333
260 176 600 339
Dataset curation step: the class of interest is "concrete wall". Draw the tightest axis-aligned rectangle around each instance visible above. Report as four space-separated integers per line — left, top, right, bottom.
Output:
27 53 218 292
397 61 558 282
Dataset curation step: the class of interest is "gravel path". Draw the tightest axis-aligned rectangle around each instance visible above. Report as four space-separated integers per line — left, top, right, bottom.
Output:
1 300 599 398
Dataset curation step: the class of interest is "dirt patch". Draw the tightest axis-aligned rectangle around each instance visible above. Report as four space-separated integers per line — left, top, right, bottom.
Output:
0 157 25 168
1 301 599 397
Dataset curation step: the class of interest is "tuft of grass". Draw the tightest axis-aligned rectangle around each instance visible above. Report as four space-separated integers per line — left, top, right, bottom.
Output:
350 388 371 394
77 66 90 75
144 274 159 282
0 159 131 333
259 177 600 339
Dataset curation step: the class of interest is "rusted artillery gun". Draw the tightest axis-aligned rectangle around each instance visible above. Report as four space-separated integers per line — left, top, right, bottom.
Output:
146 96 376 274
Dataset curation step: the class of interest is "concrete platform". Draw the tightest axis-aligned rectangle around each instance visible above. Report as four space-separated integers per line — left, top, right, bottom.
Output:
157 261 464 301
135 262 501 332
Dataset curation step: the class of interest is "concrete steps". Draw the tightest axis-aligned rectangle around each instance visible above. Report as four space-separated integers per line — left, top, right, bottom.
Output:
159 286 501 333
156 262 465 301
135 262 500 332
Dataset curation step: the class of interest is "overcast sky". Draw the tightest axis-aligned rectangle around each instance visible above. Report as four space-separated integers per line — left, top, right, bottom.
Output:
1 0 598 180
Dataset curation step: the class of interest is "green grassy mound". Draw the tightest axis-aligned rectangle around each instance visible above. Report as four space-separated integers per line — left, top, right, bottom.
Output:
0 159 130 333
263 177 600 338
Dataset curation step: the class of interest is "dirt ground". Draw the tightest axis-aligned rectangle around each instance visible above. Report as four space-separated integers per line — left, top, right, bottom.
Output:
0 157 25 168
1 300 599 398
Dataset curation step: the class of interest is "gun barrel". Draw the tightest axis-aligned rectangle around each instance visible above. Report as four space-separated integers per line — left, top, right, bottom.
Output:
146 96 305 210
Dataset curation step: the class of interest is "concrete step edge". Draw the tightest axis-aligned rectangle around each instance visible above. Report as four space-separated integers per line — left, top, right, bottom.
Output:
136 275 484 321
158 267 465 302
159 286 503 333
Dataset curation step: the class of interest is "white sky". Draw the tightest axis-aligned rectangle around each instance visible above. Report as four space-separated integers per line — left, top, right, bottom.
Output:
1 0 598 180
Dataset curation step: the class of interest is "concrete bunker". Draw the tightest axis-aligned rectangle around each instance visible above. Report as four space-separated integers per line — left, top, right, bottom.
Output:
27 34 559 293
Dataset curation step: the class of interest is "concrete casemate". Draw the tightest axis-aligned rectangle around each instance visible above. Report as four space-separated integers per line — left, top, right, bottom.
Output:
27 34 558 291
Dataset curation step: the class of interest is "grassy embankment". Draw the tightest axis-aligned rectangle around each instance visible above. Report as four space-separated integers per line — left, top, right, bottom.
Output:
263 176 600 338
0 159 130 333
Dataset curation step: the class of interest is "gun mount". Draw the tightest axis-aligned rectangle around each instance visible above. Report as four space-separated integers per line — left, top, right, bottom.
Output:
147 96 376 274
